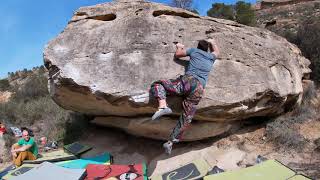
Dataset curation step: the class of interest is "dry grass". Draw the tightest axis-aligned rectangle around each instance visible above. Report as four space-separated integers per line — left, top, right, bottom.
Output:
266 83 318 151
0 72 90 158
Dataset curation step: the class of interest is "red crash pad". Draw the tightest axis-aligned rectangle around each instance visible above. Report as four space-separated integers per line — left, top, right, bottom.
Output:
85 164 147 180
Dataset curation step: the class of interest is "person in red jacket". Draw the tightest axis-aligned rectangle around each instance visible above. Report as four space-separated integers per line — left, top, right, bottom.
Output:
0 122 6 136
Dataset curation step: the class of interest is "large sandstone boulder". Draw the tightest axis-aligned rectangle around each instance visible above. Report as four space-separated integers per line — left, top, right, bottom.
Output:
44 0 310 140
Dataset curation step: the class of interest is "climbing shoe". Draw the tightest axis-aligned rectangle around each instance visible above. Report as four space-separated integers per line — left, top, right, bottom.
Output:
163 141 173 155
151 107 172 121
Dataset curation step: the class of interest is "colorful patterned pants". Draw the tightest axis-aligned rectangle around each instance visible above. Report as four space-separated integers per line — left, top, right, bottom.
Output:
150 75 204 142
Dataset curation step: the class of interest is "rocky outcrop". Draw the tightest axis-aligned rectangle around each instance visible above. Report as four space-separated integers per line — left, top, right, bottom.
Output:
44 0 310 140
256 0 320 30
258 0 316 10
0 91 12 104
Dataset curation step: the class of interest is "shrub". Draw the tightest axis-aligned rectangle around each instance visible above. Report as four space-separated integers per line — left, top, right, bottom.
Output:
0 95 90 144
235 1 256 26
283 29 298 44
0 69 89 149
207 1 256 26
296 19 320 84
207 3 235 20
0 79 11 91
14 74 48 101
266 83 317 151
266 116 307 151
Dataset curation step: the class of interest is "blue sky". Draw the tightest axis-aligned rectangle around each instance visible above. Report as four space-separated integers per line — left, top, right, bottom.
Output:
0 0 255 79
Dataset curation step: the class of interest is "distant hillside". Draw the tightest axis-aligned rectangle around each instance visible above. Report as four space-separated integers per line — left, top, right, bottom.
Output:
256 0 319 30
256 0 320 82
0 66 89 162
256 0 316 10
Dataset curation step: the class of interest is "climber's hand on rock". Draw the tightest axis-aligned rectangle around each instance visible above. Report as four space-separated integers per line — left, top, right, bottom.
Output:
176 43 184 49
208 38 217 46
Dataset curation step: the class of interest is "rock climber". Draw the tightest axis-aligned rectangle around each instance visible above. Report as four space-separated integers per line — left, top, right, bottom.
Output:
150 38 220 154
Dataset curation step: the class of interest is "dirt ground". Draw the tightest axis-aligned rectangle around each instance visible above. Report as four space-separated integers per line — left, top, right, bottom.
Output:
78 120 320 178
1 120 319 178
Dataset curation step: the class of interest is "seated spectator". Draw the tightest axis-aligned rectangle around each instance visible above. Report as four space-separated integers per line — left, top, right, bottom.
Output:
0 122 6 136
11 130 38 167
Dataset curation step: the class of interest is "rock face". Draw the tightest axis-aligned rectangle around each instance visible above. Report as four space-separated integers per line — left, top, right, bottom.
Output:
44 0 310 140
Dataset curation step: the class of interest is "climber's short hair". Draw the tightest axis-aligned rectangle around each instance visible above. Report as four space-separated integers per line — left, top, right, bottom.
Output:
197 40 209 52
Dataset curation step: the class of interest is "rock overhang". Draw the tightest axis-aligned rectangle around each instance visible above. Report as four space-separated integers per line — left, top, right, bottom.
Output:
43 0 311 140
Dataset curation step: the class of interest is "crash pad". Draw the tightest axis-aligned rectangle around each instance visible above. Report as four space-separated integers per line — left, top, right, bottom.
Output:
2 164 38 180
204 160 311 180
0 165 16 179
56 152 111 169
288 174 312 180
152 159 211 180
10 162 86 180
85 164 147 180
0 165 14 179
23 149 77 164
64 142 92 156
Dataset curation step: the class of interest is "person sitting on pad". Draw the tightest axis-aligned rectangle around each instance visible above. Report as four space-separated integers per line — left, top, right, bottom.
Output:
11 130 38 166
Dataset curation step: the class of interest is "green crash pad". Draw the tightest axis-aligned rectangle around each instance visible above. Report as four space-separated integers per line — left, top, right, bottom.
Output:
204 160 311 180
288 174 312 180
64 142 92 156
56 152 112 169
23 149 77 164
2 164 38 180
152 159 210 180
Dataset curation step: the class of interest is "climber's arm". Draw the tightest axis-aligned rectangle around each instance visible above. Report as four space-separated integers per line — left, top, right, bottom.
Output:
208 38 220 58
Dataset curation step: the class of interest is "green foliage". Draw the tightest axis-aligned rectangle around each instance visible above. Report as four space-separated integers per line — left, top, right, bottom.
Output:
0 95 89 144
0 69 89 144
283 29 298 44
297 20 320 84
14 74 48 101
235 1 256 26
38 65 46 74
0 79 11 91
207 3 234 20
207 1 256 26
